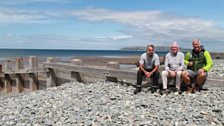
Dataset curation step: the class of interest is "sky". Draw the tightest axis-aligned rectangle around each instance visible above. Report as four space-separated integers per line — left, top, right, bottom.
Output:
0 0 224 52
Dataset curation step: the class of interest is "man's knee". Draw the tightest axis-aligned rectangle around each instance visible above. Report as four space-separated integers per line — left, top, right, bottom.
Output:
181 70 189 77
196 72 207 84
198 71 207 78
176 71 182 77
162 70 168 77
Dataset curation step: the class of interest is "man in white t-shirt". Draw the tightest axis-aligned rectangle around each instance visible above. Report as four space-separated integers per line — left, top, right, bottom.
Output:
134 44 160 94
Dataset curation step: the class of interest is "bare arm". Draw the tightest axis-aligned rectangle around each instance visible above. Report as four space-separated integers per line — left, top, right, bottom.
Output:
139 63 147 74
151 65 159 74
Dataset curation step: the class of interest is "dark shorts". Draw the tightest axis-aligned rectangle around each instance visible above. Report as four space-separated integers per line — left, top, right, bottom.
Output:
186 69 208 83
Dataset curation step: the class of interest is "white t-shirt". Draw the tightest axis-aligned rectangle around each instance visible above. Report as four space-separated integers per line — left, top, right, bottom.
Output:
139 52 160 70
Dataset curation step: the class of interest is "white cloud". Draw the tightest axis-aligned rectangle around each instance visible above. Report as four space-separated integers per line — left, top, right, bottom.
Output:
0 34 124 49
0 8 65 23
109 35 132 40
94 35 132 40
0 0 72 5
71 8 163 26
70 8 224 51
1 7 224 51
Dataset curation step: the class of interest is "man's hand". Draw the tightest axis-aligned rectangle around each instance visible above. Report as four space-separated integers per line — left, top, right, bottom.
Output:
169 71 176 77
145 71 152 78
188 61 193 67
198 69 205 74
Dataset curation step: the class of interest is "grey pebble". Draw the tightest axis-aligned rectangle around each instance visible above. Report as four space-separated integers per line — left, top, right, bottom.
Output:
0 81 223 125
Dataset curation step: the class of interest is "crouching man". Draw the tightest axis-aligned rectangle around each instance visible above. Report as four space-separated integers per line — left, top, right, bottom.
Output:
182 39 213 93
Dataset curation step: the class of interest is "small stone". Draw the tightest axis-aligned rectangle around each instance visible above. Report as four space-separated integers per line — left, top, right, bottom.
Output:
110 97 116 100
212 109 222 113
200 111 207 115
31 112 36 115
211 122 217 125
205 114 214 123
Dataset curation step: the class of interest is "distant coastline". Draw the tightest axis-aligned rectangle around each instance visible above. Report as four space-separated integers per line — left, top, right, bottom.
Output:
120 46 191 52
120 46 224 59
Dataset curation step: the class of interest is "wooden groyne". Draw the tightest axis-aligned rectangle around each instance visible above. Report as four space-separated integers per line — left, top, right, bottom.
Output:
0 56 224 94
1 56 44 93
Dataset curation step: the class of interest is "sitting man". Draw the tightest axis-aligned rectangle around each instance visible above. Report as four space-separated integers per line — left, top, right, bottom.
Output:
161 42 185 94
134 44 160 94
182 39 213 93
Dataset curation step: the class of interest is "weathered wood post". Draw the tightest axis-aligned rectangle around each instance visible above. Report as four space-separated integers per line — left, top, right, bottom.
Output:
46 57 58 88
15 58 25 93
4 60 13 93
106 61 120 82
71 59 83 66
0 64 3 91
29 56 38 91
71 59 83 82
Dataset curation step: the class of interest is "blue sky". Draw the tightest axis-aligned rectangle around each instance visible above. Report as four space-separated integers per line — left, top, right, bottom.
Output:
0 0 224 52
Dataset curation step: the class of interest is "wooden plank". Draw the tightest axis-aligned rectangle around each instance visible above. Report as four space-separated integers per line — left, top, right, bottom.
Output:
44 62 224 88
3 68 45 74
3 60 12 72
3 60 13 93
15 58 25 93
29 56 38 91
16 74 24 93
0 76 3 91
29 73 38 91
204 78 224 88
71 71 83 82
4 74 12 93
106 61 120 82
46 68 58 87
44 62 137 79
0 64 3 91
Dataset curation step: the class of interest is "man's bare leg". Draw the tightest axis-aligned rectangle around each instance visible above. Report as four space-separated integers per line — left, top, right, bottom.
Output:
194 71 207 91
182 70 191 85
182 70 193 93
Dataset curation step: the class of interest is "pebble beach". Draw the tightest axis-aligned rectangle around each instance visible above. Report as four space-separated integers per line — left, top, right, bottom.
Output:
0 82 223 125
208 59 224 79
0 59 223 125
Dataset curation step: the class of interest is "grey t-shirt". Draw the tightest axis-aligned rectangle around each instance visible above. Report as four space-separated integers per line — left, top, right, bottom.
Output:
139 52 160 70
164 51 185 71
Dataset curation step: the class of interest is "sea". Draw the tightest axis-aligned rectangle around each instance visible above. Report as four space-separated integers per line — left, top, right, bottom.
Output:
0 49 168 58
0 49 168 63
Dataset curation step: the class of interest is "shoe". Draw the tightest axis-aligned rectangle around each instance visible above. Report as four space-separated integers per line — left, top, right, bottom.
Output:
134 87 142 94
193 84 200 92
160 89 168 95
186 87 193 94
151 87 156 93
174 88 182 94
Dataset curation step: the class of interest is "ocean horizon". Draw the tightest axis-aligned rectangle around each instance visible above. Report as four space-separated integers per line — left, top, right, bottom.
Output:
0 49 168 60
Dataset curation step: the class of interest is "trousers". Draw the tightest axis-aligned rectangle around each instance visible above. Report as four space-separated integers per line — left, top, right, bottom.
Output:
161 70 182 89
136 69 160 88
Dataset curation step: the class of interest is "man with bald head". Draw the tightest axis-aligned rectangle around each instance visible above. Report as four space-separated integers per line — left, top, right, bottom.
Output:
161 42 185 95
182 39 213 93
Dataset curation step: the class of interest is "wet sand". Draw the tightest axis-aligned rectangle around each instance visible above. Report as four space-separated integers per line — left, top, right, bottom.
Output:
67 56 165 67
73 56 140 66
